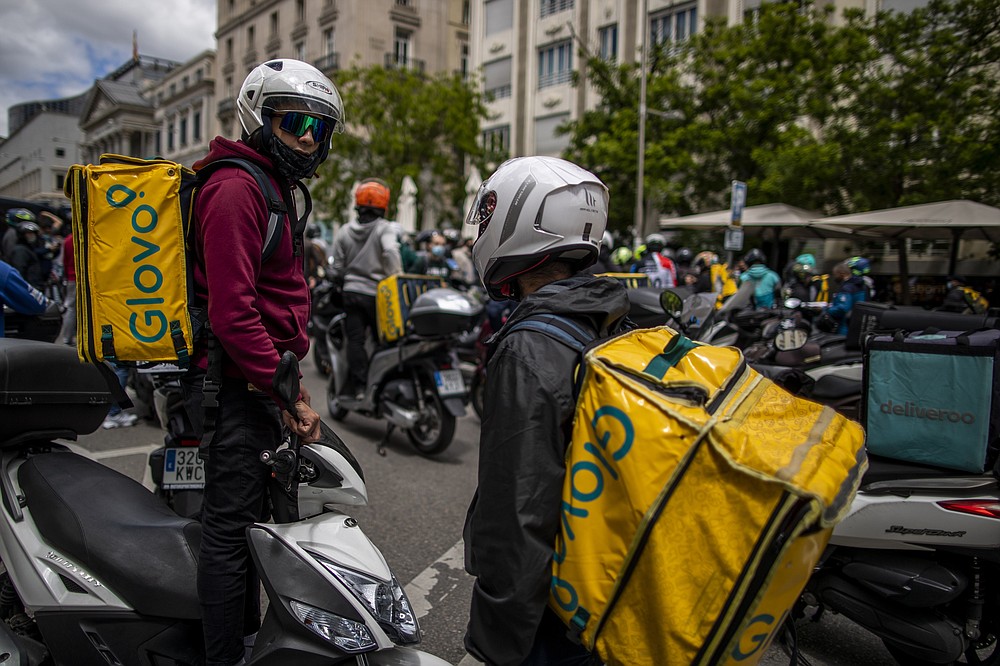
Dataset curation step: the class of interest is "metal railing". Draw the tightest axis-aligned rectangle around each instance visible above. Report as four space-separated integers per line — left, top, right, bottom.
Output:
314 52 340 73
540 0 574 18
538 70 572 88
384 54 426 73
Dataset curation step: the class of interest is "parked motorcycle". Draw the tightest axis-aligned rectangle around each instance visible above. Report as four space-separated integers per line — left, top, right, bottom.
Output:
308 276 343 377
144 363 204 519
799 453 1000 665
0 337 449 666
325 287 482 456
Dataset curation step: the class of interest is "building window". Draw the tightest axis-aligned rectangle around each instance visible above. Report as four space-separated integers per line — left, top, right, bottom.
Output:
650 4 697 47
55 173 65 190
540 0 573 19
394 29 412 66
226 38 234 61
485 0 513 35
462 0 470 25
535 113 570 155
167 124 175 152
224 76 233 98
323 28 335 56
484 57 512 99
270 12 279 36
193 111 202 141
55 147 66 158
247 25 255 47
482 125 510 155
395 0 411 5
296 0 305 22
182 76 189 89
180 116 188 147
599 24 618 61
295 41 305 60
460 41 470 79
538 40 573 89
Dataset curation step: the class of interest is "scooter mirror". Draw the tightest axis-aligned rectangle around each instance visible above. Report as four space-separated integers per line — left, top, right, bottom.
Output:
659 290 684 320
784 297 802 309
273 351 302 414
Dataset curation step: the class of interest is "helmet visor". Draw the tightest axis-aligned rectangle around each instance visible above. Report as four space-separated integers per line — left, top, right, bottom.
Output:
275 111 335 144
263 95 344 134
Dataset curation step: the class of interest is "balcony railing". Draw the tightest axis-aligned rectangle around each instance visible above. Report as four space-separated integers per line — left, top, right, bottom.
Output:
385 54 426 73
218 98 235 117
538 70 572 89
314 52 340 74
540 0 574 18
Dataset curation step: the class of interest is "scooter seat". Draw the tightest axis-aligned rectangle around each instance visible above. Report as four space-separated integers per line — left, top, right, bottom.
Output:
862 454 972 487
811 373 861 400
18 452 202 619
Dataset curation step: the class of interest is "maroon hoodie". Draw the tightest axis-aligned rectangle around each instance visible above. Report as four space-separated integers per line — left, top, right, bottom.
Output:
191 137 309 404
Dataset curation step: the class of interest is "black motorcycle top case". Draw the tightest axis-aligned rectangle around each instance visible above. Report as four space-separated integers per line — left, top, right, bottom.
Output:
0 338 112 442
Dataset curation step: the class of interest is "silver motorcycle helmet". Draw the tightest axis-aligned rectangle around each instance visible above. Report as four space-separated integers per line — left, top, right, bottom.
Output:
465 156 609 300
236 58 345 180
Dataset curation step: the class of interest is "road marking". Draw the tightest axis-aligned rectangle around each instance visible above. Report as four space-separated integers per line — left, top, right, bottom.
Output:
90 444 159 460
89 444 158 491
404 538 466 621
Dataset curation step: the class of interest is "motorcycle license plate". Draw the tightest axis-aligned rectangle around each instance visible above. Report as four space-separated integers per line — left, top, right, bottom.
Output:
434 369 465 397
163 448 205 489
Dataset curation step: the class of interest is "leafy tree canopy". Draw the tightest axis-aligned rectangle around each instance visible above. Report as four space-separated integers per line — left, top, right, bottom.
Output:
312 64 494 230
561 0 1000 239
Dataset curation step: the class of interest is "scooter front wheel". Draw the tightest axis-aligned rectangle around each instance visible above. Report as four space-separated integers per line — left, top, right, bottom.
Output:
406 390 455 455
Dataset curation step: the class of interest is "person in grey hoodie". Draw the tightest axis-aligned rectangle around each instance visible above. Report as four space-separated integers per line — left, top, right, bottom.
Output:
330 178 402 399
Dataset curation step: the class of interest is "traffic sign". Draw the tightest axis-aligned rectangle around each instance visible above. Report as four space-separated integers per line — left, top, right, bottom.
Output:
724 227 744 252
730 180 747 227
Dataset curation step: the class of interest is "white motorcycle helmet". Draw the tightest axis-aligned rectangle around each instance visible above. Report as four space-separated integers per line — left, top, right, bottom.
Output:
466 156 608 300
236 59 345 179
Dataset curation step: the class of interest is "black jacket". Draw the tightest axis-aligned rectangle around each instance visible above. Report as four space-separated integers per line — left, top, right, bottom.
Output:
463 274 630 665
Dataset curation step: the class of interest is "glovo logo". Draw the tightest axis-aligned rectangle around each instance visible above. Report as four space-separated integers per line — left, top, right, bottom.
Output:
106 183 168 344
551 405 634 614
730 613 777 661
379 283 399 337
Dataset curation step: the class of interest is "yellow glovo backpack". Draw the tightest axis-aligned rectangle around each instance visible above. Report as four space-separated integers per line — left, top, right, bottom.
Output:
65 154 292 367
507 316 867 666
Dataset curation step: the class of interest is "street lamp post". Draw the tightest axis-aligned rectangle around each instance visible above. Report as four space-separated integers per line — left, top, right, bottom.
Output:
633 0 650 249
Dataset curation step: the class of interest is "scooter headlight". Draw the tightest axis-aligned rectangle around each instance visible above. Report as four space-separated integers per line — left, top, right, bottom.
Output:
289 600 376 652
315 558 420 645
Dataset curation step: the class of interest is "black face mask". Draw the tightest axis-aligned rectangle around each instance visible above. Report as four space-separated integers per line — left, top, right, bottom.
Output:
267 133 323 182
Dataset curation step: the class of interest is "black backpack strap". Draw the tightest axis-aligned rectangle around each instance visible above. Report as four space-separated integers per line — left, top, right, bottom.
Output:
506 314 595 352
196 157 288 262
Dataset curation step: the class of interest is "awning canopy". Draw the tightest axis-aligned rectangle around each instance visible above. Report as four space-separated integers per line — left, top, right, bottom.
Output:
804 200 1000 242
659 203 839 238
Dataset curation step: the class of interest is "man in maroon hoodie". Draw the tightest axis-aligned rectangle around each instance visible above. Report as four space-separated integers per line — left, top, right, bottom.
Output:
186 58 344 666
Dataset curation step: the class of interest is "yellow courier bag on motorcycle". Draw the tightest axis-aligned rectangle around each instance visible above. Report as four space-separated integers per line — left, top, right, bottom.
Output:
514 320 867 666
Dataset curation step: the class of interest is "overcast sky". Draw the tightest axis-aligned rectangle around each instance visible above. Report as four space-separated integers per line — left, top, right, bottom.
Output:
0 0 217 137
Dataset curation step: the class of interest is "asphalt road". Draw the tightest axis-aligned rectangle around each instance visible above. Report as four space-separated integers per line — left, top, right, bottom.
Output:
76 353 899 666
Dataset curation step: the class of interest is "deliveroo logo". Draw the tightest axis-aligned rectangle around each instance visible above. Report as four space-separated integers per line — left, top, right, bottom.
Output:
551 405 634 613
107 184 168 343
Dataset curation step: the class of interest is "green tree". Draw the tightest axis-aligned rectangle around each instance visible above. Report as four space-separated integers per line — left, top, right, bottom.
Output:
563 0 1000 226
313 64 493 229
828 0 1000 212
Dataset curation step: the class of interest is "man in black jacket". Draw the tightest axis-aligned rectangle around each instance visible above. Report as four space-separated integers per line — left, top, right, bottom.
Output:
463 156 630 665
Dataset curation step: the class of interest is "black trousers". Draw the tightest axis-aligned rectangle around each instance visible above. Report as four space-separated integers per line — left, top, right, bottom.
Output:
343 291 377 391
182 374 283 666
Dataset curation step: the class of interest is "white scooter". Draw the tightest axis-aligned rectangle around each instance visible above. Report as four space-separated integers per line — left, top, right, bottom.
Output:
0 337 449 666
801 454 1000 665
